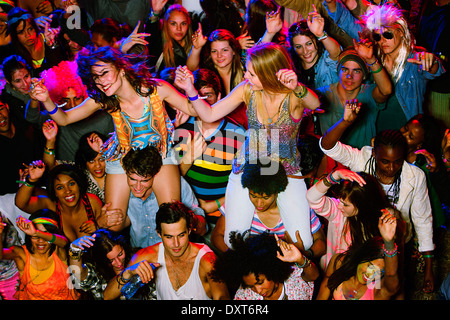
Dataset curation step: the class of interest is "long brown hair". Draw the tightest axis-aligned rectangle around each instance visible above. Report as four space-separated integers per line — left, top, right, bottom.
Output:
76 46 157 113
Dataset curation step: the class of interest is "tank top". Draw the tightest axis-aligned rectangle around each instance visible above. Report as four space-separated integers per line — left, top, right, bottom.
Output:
14 246 79 300
333 282 375 300
156 243 212 300
102 89 174 162
56 193 97 237
233 84 302 175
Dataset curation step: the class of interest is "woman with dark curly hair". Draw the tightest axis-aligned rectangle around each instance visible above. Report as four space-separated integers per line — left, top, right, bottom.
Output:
29 45 211 231
210 232 319 300
15 161 104 243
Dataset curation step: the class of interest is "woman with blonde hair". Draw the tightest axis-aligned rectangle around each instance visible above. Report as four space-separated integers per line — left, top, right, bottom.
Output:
145 2 193 76
176 42 321 251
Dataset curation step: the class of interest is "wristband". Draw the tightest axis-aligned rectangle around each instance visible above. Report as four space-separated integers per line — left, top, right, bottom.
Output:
293 85 307 99
215 199 221 210
188 94 199 101
366 58 378 67
48 233 56 243
322 176 333 187
317 31 328 41
47 105 58 115
328 172 340 184
371 65 383 74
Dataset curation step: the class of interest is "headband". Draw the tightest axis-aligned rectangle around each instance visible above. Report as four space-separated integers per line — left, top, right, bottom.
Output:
0 0 14 8
7 13 32 26
32 217 59 228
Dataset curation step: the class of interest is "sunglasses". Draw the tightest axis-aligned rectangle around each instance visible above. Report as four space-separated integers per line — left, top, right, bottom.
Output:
372 31 394 42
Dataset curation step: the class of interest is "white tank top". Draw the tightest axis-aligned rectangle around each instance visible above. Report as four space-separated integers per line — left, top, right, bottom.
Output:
156 243 212 300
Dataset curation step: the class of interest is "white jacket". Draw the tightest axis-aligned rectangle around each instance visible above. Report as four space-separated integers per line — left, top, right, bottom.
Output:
320 139 434 252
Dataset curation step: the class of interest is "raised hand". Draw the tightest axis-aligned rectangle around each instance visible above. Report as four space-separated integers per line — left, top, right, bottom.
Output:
407 51 437 72
353 32 374 63
265 7 283 36
237 31 255 50
42 119 58 142
16 216 38 236
151 0 169 14
275 233 304 264
29 78 50 103
378 208 397 243
174 65 196 95
307 4 325 38
87 132 104 153
331 168 366 186
27 160 46 182
343 98 361 124
119 21 150 53
71 234 97 251
415 149 437 172
192 23 207 49
276 69 298 91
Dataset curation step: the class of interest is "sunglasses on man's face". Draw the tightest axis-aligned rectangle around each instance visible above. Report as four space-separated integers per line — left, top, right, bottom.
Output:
372 31 394 42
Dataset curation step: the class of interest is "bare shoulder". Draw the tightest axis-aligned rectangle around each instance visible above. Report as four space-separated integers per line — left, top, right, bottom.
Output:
131 244 160 264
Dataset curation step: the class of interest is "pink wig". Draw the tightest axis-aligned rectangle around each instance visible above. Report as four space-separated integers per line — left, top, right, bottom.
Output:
40 60 88 106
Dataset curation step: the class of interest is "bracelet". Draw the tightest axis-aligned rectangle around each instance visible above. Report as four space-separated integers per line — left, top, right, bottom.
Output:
317 31 328 41
188 94 199 101
292 85 307 99
48 233 56 243
366 58 378 67
47 105 58 115
44 148 55 155
25 175 36 187
370 65 383 74
327 172 340 184
68 248 83 260
322 176 333 187
151 9 160 18
383 243 398 258
215 199 221 210
422 254 434 259
295 257 310 268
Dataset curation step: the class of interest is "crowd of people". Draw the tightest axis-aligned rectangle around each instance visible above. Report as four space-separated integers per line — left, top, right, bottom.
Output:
0 0 449 301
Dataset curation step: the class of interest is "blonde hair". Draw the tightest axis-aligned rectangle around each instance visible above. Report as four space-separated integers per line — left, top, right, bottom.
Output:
162 4 193 68
247 42 294 94
361 4 414 82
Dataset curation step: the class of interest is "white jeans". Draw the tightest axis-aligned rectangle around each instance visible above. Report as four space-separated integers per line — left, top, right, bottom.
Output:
224 171 313 249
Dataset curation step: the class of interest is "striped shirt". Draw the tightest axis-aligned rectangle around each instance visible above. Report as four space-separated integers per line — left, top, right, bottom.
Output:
250 209 322 238
174 117 246 200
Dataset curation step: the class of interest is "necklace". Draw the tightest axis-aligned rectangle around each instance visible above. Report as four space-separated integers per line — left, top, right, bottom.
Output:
261 91 285 124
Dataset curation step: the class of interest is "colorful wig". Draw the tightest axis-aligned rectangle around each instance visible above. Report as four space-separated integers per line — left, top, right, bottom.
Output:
360 4 414 82
40 60 87 106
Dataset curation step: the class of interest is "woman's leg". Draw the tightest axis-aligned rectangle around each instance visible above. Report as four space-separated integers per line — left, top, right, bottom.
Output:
223 172 255 248
152 164 181 205
277 174 313 250
104 172 130 217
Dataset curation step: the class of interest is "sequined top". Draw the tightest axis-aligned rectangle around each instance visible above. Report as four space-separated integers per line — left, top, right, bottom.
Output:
233 82 302 175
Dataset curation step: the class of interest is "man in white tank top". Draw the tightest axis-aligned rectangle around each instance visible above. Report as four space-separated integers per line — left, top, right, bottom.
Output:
103 201 229 300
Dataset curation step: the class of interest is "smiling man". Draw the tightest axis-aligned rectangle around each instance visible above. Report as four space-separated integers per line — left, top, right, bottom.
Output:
316 46 392 149
115 145 206 248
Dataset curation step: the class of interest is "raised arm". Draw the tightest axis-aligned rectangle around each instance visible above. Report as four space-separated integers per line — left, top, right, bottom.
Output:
15 160 54 214
353 37 392 103
320 99 360 150
29 78 101 126
377 209 400 299
175 66 246 123
307 5 341 61
186 23 207 71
